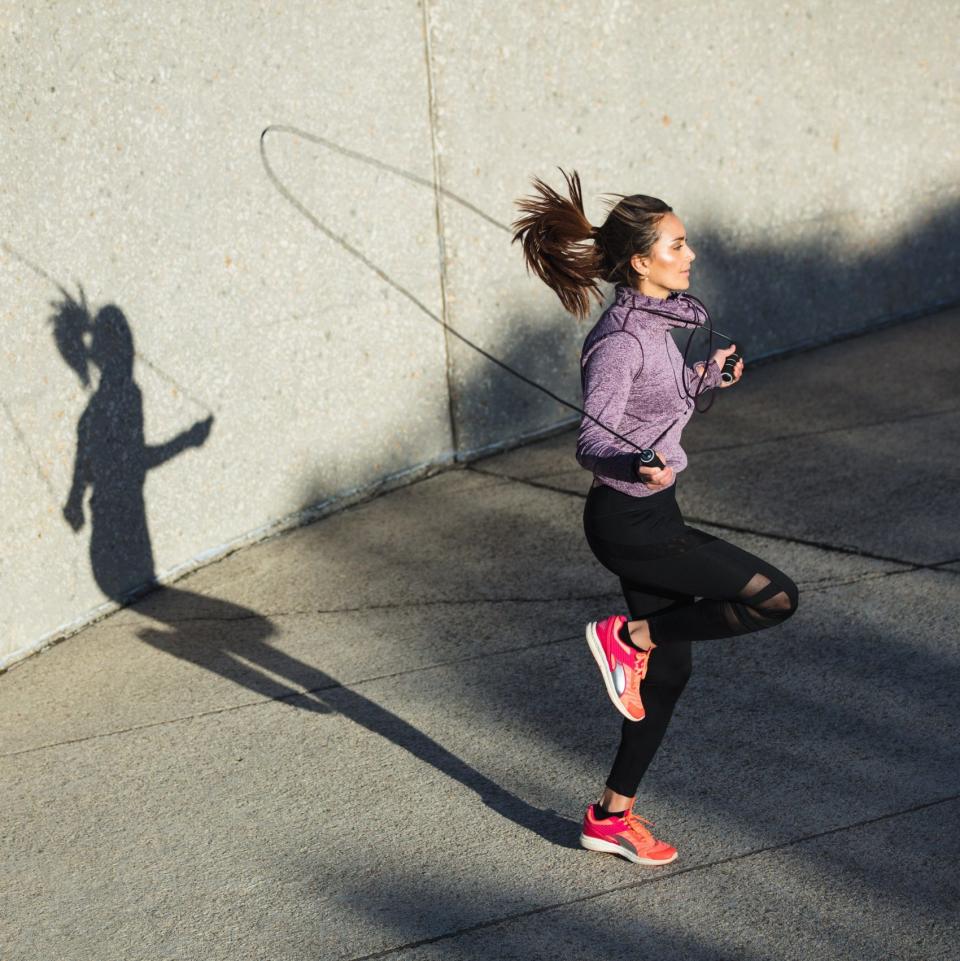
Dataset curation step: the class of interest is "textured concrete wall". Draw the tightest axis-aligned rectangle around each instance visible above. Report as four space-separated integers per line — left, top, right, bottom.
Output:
2 0 957 667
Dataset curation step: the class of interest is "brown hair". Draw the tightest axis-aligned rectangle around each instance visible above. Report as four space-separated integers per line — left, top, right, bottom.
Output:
511 168 672 319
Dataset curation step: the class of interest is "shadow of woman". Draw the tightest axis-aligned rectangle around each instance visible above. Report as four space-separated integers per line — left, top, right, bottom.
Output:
49 286 574 846
133 587 577 847
50 287 314 705
53 289 213 599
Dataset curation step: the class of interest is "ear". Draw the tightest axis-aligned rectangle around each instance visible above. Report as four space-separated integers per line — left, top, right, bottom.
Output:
629 252 648 277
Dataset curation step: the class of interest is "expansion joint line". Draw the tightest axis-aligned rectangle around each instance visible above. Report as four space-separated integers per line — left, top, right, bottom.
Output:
0 628 592 759
419 0 459 456
466 465 956 571
347 793 960 961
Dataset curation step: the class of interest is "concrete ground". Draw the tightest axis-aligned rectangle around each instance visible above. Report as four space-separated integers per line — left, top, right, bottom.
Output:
3 308 959 961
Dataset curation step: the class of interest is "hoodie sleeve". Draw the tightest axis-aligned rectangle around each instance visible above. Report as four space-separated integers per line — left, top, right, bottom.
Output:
576 331 644 483
684 357 723 394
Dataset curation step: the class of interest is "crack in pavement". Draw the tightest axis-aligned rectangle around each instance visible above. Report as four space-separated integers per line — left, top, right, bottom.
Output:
346 793 960 961
798 559 958 591
799 568 920 594
112 560 954 631
467 465 955 570
99 591 626 627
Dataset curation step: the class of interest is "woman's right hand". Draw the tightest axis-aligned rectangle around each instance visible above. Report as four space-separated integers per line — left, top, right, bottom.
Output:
635 450 674 489
63 499 84 532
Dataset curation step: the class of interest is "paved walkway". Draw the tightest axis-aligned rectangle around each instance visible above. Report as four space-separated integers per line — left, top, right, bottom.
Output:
3 309 959 961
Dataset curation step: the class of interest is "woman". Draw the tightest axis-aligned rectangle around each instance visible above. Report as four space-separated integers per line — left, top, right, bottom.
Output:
511 170 799 866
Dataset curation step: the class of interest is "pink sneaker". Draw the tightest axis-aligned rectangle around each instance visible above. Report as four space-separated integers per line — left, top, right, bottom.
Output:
579 804 678 865
585 614 654 721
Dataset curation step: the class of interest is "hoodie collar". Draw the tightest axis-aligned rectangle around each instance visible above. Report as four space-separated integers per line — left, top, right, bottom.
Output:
614 283 700 329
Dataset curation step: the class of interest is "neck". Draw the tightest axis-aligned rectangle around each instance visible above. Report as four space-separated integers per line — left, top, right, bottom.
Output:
636 278 671 300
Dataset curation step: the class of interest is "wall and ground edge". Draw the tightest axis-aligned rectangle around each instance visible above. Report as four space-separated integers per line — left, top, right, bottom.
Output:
2 0 957 669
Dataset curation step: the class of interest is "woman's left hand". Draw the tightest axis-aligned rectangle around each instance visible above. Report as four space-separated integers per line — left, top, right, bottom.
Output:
718 353 744 388
706 344 744 388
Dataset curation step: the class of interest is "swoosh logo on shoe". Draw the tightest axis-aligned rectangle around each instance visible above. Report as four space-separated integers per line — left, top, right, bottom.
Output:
613 664 626 696
615 835 638 855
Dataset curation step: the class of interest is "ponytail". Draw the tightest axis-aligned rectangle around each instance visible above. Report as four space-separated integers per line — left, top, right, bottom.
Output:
512 168 672 319
511 168 602 320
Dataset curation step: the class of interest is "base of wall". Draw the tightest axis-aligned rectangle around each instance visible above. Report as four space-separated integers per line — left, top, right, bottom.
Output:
0 414 579 674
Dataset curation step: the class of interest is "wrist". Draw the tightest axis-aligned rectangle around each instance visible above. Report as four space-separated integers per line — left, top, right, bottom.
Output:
633 449 657 478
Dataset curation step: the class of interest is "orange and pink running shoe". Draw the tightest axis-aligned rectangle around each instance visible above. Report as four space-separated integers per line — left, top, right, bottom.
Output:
585 614 654 722
579 804 678 866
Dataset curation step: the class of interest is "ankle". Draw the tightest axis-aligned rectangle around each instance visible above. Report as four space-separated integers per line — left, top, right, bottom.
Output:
598 789 635 815
622 619 654 651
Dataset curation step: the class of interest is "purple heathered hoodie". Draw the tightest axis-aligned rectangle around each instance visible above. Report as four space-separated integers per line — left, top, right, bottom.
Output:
576 283 722 498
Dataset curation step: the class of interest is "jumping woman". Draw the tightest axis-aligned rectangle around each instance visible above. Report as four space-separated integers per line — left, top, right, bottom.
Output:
511 170 799 866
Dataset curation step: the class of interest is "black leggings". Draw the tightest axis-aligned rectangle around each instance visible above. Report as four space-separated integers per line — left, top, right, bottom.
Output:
583 481 799 798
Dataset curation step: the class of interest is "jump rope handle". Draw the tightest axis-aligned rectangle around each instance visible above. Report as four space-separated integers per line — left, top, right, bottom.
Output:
635 448 665 471
720 351 742 384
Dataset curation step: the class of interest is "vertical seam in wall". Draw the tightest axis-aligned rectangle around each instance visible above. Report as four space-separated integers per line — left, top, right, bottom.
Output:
419 0 461 457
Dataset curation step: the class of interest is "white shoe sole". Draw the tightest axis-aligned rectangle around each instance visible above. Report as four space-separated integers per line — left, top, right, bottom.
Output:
579 832 678 865
585 621 642 722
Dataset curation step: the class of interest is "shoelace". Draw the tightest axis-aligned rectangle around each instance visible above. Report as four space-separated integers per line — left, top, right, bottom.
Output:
624 810 656 842
633 646 654 681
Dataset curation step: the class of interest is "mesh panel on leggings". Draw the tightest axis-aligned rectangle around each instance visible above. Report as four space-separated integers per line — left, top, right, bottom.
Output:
718 573 796 633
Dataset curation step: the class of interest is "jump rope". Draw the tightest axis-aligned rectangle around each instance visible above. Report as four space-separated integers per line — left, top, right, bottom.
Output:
260 128 740 473
7 132 738 485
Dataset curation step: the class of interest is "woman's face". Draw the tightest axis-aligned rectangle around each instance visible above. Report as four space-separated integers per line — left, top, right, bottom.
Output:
630 213 696 298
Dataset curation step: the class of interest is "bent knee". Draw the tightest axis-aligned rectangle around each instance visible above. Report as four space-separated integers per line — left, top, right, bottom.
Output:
766 576 799 620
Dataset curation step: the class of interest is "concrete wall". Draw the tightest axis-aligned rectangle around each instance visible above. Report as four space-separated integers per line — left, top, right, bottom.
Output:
2 0 957 668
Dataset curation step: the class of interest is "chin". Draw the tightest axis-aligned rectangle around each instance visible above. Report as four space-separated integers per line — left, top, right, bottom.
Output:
673 275 692 290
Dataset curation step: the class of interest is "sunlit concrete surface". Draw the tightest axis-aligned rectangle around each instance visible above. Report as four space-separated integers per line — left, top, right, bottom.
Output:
2 1 958 667
2 308 957 960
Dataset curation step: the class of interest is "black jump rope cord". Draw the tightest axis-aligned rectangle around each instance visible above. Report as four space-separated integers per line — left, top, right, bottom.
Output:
259 125 735 459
